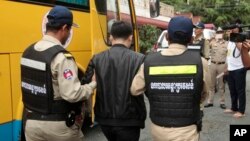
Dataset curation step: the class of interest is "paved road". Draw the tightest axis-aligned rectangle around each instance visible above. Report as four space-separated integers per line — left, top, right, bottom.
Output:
84 72 250 141
200 72 250 141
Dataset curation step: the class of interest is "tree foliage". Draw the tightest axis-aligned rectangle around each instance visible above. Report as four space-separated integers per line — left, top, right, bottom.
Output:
161 0 250 26
138 25 161 54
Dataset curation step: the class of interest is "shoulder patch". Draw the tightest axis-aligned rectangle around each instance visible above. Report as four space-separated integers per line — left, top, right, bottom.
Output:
63 53 73 59
63 69 73 80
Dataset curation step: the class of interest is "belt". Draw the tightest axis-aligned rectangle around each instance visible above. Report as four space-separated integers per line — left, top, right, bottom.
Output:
211 61 225 65
26 112 67 121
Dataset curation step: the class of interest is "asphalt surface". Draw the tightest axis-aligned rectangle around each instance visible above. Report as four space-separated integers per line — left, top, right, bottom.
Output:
84 72 250 141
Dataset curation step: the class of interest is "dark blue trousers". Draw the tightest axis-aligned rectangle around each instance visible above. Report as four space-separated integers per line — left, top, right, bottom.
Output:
228 68 247 114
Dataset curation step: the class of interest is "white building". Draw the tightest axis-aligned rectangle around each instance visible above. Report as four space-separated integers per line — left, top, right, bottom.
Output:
119 0 173 29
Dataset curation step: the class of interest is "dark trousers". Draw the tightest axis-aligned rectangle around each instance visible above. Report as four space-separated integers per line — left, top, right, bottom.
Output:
100 125 140 141
228 68 247 114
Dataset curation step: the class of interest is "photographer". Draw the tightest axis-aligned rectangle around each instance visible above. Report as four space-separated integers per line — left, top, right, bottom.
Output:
224 20 247 118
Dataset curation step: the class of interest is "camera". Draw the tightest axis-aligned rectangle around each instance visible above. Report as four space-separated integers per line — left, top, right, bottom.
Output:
221 24 250 42
230 31 250 42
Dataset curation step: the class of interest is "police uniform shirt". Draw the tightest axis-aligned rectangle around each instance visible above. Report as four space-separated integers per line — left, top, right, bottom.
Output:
193 34 203 44
34 35 96 102
209 39 228 63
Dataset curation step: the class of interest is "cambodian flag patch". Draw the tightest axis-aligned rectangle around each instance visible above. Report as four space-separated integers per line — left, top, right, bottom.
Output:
63 69 73 80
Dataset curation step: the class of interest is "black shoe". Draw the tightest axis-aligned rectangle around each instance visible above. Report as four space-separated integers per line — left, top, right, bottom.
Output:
204 103 213 108
220 104 226 109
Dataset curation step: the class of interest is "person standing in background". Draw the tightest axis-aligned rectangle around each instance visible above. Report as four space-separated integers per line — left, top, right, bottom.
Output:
193 22 211 113
193 22 210 60
204 28 228 109
224 19 247 118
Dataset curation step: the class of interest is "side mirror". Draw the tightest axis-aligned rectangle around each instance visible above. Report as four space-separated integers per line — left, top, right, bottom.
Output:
149 0 160 18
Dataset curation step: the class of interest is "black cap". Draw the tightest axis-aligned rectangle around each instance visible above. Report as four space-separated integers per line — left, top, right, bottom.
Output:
47 6 79 28
168 16 194 41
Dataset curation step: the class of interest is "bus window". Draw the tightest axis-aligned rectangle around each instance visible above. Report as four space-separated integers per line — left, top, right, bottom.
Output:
57 0 88 5
17 0 90 10
95 0 106 14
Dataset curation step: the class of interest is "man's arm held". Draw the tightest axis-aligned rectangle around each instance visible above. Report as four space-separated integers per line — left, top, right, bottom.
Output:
130 64 146 96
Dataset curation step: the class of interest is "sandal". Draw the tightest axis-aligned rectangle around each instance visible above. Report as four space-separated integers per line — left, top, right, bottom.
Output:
224 109 236 114
233 112 245 118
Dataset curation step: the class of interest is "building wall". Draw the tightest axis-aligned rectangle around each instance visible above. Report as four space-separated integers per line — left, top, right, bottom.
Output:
160 2 174 17
119 0 151 18
119 0 172 28
119 0 173 19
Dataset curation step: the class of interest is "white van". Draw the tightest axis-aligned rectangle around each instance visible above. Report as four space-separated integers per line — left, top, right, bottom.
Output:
153 29 215 52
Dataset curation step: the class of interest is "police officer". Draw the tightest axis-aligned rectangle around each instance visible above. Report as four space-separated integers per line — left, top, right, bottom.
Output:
21 6 96 141
193 22 211 112
131 16 209 141
204 28 228 109
193 22 210 60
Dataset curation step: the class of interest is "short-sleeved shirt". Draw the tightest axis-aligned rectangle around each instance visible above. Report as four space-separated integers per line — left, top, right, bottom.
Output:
209 39 228 62
227 41 244 71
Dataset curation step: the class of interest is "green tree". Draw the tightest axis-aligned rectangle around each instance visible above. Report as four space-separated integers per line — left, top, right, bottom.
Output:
138 25 161 54
161 0 250 27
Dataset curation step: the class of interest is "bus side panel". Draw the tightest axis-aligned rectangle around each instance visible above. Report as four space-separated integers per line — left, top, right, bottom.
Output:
10 53 23 141
0 1 45 53
0 1 92 54
0 54 13 141
90 1 108 54
13 120 22 141
10 54 23 121
0 122 12 141
69 11 91 52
